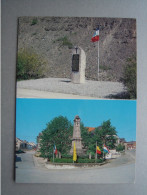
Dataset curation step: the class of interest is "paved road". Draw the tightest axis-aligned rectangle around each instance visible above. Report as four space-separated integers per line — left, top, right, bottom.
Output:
15 151 135 183
17 78 127 99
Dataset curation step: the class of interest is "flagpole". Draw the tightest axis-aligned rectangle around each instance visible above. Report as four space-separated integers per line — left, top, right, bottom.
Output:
103 143 105 159
53 148 54 163
95 141 97 163
53 144 54 163
97 27 99 80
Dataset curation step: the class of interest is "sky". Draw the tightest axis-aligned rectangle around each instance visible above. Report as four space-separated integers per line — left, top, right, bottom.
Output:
16 98 136 143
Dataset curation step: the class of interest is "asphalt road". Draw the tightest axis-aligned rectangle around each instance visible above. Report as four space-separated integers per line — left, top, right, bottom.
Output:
15 151 135 183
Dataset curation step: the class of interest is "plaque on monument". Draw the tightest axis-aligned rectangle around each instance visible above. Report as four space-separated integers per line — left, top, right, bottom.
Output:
72 54 79 71
71 47 86 83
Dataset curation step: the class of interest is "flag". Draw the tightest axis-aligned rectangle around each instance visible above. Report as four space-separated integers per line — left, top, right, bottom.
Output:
91 27 99 42
96 146 101 154
54 144 58 155
103 144 110 153
73 142 77 162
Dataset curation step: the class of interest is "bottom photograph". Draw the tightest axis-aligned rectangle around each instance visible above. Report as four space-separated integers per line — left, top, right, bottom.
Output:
15 99 136 183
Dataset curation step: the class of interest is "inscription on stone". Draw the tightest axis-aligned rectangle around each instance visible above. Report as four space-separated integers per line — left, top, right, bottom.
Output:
72 54 79 71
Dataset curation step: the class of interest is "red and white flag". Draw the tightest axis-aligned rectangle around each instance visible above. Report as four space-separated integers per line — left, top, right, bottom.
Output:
54 144 58 155
91 27 99 42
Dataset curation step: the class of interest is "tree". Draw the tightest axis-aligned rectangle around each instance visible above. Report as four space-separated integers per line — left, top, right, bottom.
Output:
81 123 103 157
81 120 117 157
97 120 117 149
39 117 118 160
39 116 73 159
122 57 136 99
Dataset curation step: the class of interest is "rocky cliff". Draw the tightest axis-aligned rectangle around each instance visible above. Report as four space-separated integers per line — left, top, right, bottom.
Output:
18 17 136 81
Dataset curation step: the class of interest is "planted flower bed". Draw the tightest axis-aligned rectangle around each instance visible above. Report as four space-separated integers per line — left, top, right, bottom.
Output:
49 158 104 164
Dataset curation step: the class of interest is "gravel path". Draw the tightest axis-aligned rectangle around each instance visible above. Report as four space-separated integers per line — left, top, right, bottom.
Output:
17 78 127 99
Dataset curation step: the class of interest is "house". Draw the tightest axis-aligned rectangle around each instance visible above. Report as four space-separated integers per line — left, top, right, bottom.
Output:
87 127 96 132
124 141 136 150
16 138 23 151
16 138 37 151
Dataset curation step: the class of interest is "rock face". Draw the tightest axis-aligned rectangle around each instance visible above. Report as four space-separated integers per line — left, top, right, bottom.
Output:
18 17 136 81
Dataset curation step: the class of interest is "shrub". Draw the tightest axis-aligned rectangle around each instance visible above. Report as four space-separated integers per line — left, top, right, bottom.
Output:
121 57 136 99
50 158 104 163
16 48 47 81
77 158 104 163
116 144 125 152
54 36 73 49
31 18 38 25
61 154 73 159
50 158 73 163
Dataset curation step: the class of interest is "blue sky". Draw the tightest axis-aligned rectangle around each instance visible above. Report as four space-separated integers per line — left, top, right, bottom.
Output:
16 99 136 143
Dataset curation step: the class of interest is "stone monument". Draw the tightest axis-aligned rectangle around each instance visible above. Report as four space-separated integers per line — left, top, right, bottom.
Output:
70 115 84 155
71 46 86 84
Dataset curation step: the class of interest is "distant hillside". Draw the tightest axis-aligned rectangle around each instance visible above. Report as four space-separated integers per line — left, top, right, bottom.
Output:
18 17 136 81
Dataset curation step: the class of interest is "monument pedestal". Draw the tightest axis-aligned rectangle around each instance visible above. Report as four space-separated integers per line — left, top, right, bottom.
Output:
70 115 84 155
71 47 86 84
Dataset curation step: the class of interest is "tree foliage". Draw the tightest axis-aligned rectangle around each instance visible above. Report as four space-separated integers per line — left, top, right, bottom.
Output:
39 116 73 158
17 48 47 81
81 120 117 157
98 120 117 149
122 57 136 99
39 117 118 159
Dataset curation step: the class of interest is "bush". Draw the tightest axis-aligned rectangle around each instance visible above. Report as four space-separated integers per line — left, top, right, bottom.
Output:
50 158 104 163
50 158 73 163
61 154 73 159
77 158 104 163
54 36 73 49
31 18 38 25
16 48 47 81
121 57 136 99
116 144 125 152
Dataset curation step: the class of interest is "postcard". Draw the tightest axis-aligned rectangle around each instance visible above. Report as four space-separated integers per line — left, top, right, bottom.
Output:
15 16 136 183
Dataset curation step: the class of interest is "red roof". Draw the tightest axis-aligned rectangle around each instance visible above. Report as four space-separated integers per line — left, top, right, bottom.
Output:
86 127 95 132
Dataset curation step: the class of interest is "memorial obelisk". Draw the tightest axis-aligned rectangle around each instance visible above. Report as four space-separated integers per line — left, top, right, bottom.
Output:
70 115 83 155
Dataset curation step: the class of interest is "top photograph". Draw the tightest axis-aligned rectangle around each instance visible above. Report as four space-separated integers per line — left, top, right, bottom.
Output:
16 17 136 99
